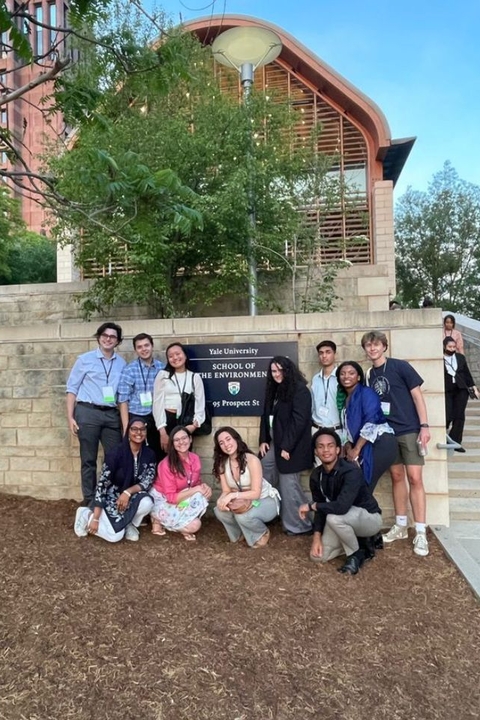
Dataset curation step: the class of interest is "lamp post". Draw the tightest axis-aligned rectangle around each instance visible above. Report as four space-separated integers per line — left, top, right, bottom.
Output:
212 26 282 316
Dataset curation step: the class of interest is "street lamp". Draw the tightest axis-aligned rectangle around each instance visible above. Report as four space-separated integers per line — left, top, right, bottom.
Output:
212 26 282 316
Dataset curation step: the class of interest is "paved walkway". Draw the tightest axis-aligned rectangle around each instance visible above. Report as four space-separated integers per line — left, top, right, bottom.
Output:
432 521 480 600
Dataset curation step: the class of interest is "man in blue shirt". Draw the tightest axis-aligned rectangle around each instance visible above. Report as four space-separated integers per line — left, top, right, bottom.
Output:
66 322 126 506
118 333 165 460
311 340 341 433
361 330 431 557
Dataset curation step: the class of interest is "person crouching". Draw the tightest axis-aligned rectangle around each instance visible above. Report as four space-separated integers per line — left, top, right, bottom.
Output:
299 429 382 575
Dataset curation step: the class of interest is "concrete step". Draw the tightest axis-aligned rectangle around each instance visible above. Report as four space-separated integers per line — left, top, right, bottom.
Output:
449 520 480 540
448 463 480 479
449 456 480 466
449 479 480 498
450 497 480 521
462 436 480 448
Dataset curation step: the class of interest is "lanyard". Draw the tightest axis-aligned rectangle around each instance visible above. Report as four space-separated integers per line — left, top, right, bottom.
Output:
138 359 153 392
319 469 337 503
320 372 331 406
174 372 188 397
100 357 114 384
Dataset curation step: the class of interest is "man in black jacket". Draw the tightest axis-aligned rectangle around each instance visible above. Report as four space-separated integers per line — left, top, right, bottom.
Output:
443 337 478 452
299 429 382 575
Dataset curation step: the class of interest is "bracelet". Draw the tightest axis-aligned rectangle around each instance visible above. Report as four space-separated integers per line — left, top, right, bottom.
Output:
91 517 99 523
123 490 131 497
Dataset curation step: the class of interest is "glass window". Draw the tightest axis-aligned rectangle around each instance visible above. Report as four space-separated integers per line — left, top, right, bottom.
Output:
35 5 43 56
49 3 57 48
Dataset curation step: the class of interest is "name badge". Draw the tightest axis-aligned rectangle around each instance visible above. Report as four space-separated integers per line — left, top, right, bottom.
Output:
140 391 152 408
381 401 391 416
319 406 329 418
102 386 115 403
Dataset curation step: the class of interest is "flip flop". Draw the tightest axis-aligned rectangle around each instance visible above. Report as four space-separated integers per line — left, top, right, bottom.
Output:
182 533 197 542
151 521 166 536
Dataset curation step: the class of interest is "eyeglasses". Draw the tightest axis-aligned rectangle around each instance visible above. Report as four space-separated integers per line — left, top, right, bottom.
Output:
101 333 118 340
130 427 147 434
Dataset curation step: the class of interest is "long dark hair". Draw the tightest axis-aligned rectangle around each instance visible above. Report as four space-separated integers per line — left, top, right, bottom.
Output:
443 314 456 328
164 342 191 379
335 361 365 412
167 425 192 477
212 426 252 480
264 355 307 410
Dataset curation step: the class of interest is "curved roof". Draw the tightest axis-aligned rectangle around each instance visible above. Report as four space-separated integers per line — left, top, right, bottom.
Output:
184 14 414 184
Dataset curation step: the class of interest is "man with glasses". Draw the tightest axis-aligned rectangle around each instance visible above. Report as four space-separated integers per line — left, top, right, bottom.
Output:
118 333 164 460
66 322 126 506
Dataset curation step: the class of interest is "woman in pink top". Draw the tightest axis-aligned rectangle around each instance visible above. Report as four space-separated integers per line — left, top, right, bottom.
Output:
443 315 464 354
150 425 212 541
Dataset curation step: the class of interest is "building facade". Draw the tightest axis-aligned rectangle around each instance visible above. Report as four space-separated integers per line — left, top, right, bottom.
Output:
0 0 68 233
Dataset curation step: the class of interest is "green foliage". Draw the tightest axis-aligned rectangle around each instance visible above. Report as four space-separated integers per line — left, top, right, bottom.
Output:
395 161 480 315
0 187 55 284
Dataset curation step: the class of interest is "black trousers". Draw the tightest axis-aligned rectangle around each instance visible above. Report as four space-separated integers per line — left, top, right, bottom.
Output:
371 433 398 491
445 389 469 445
74 404 122 504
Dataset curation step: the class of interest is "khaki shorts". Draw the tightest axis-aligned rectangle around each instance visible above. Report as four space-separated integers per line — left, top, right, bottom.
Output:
392 432 425 467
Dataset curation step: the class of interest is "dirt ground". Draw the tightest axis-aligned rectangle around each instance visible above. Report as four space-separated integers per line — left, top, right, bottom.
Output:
1 493 480 720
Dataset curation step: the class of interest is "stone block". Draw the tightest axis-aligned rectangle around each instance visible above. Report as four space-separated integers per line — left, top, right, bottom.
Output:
2 446 35 457
1 414 28 428
18 428 70 446
0 458 9 471
405 359 444 394
4 471 33 485
50 458 75 472
423 460 449 494
32 471 76 486
357 276 390 297
35 445 74 458
390 327 443 361
10 456 50 471
0 429 17 446
426 495 450 526
28 415 51 428
367 296 389 312
0 399 32 413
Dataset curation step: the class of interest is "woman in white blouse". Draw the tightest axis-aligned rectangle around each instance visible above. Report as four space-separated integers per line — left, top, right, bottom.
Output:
153 343 206 454
213 426 280 548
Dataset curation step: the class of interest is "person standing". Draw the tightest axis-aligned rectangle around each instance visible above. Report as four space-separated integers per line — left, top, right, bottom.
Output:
259 356 313 536
66 322 126 506
443 315 464 354
443 337 478 453
361 331 430 557
118 333 165 460
311 340 341 434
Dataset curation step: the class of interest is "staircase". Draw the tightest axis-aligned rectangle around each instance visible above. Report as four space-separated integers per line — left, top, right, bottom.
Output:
448 402 480 521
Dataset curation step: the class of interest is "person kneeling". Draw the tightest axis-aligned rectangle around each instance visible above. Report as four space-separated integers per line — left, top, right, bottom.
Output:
74 419 156 542
299 429 382 575
213 427 280 548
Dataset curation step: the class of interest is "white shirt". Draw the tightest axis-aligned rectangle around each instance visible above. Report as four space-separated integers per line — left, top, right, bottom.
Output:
311 367 340 427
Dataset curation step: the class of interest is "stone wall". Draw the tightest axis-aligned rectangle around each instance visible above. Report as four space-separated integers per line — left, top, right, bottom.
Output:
0 308 448 525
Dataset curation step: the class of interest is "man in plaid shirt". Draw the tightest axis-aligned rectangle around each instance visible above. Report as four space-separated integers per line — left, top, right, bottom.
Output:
118 333 165 460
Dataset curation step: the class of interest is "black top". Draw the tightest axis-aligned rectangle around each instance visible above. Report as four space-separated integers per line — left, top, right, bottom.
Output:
310 458 381 534
259 382 312 473
444 352 474 392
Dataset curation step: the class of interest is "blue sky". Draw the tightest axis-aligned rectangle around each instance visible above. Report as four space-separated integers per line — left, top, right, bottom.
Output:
157 0 480 201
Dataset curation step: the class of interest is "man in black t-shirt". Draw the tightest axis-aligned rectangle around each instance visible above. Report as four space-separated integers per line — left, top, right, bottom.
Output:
361 331 430 557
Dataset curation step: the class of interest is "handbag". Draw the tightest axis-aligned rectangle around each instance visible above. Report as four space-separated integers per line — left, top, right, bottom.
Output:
228 496 253 514
177 374 212 436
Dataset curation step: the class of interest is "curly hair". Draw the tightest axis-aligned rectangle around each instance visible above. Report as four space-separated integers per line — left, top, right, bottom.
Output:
164 342 191 378
212 426 253 480
166 425 192 477
263 355 307 411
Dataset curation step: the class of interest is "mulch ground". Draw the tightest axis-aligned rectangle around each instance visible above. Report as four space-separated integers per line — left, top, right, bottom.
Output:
1 494 480 720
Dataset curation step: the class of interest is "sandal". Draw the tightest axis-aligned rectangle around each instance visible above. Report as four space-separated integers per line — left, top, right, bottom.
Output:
253 529 270 549
181 533 197 542
151 520 166 536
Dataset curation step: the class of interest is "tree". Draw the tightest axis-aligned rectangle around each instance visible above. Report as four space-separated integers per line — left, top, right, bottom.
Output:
395 161 480 315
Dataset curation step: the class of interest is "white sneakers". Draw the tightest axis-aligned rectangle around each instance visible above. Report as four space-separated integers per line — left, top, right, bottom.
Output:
124 524 140 542
383 523 429 557
74 507 90 537
413 532 429 557
382 523 408 543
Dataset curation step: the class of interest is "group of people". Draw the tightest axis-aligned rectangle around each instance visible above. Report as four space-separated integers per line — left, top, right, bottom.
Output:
69 321 441 574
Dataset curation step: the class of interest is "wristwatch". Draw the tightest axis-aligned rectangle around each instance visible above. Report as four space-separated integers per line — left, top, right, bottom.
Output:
419 423 429 428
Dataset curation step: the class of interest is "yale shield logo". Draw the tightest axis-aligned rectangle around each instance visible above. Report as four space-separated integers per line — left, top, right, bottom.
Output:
228 382 240 396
